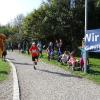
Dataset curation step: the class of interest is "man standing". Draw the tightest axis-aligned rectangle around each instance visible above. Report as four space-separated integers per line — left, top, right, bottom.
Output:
29 42 39 70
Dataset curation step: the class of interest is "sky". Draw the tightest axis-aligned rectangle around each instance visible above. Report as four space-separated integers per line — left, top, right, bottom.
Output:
0 0 47 25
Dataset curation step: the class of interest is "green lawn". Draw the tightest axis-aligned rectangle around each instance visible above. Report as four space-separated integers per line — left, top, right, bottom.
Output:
73 58 100 84
0 59 10 81
41 53 100 84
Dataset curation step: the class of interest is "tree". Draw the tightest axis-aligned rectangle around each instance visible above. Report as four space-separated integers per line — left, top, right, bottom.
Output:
88 0 100 29
21 0 85 50
2 0 99 51
95 0 100 7
12 14 24 33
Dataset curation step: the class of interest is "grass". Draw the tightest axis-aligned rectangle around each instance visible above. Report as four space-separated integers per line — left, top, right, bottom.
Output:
72 58 100 84
0 59 10 82
41 54 68 70
41 53 100 84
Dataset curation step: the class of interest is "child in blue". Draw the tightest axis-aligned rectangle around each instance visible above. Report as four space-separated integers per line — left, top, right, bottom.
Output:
47 48 54 61
58 48 62 56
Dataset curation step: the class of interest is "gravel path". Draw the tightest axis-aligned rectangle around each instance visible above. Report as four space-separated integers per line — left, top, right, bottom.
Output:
0 68 13 100
7 51 100 100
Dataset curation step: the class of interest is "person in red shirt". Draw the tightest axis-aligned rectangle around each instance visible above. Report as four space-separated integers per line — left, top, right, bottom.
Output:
29 42 39 70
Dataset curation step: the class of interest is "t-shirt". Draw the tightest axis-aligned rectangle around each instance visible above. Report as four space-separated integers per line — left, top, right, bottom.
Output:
29 46 39 57
68 56 76 64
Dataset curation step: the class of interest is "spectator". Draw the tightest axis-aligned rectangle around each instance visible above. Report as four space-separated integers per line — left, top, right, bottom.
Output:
47 47 54 61
58 39 63 56
58 47 62 56
67 53 79 70
60 51 70 64
18 43 21 53
55 40 59 49
79 38 89 71
37 41 43 57
47 42 54 61
80 57 84 71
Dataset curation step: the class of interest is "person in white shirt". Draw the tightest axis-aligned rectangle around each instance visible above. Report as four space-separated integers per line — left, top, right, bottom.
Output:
60 51 70 64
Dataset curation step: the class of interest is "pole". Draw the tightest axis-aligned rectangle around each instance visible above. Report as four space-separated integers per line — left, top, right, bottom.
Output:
85 0 87 32
84 0 88 73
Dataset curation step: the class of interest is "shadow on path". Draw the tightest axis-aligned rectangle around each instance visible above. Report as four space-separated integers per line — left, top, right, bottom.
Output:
7 58 15 61
38 69 82 78
12 61 33 66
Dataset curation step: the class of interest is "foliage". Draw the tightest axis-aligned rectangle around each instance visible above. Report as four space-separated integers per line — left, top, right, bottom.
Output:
88 0 100 29
1 0 100 50
21 0 85 50
0 25 14 37
0 60 10 81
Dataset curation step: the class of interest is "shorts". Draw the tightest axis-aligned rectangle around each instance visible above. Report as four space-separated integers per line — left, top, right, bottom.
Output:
32 56 38 61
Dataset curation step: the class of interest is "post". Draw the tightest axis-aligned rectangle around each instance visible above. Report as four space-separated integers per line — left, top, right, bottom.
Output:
84 0 88 73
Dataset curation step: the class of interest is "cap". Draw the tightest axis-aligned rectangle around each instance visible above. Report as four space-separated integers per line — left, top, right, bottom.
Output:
32 42 35 45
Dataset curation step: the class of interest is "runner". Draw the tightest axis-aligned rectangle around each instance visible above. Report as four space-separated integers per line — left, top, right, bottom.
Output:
29 42 39 70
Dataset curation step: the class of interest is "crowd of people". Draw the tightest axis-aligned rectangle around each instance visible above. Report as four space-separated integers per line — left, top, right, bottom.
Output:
46 39 87 71
28 39 88 71
2 38 88 71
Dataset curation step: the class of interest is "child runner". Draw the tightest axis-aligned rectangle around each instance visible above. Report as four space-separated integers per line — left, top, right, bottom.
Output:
29 42 39 70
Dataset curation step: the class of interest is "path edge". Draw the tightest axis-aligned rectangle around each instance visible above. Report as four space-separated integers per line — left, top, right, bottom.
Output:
7 59 20 100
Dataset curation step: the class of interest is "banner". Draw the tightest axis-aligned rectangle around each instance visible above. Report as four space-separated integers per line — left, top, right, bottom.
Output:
85 29 100 52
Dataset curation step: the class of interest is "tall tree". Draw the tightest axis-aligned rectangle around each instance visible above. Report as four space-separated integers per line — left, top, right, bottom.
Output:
21 0 84 49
